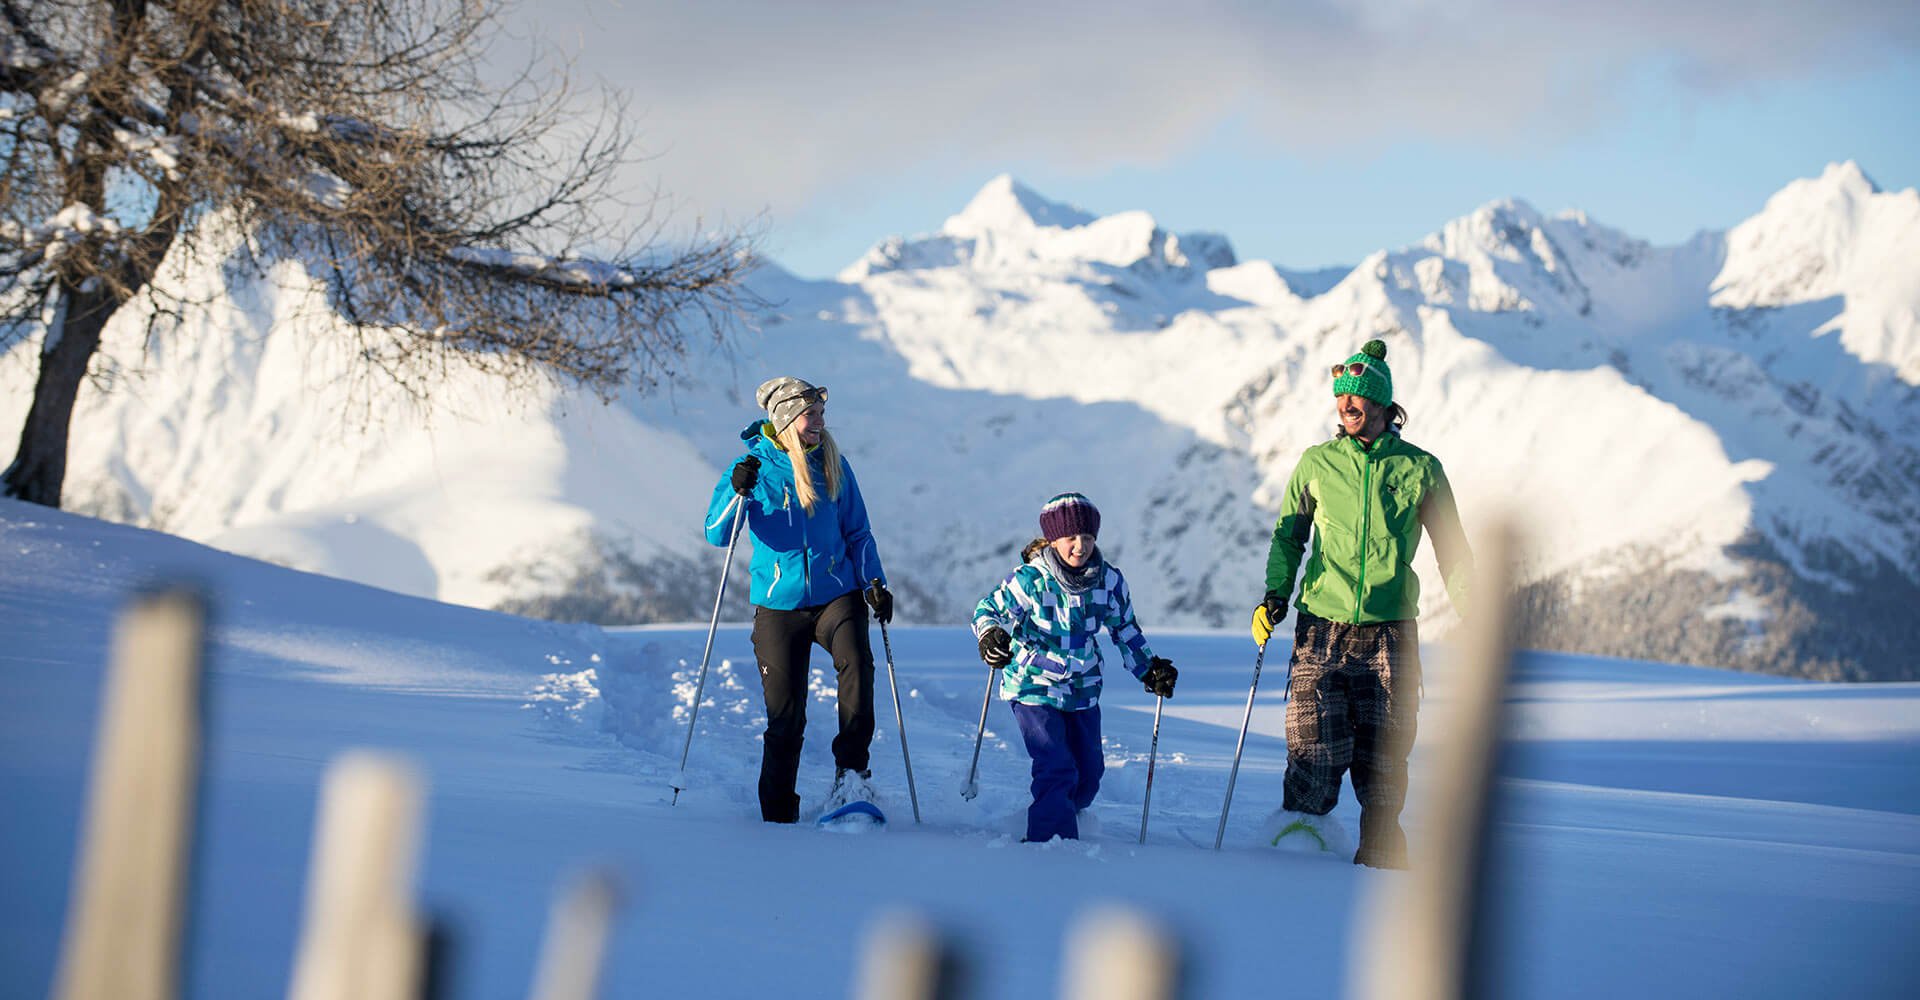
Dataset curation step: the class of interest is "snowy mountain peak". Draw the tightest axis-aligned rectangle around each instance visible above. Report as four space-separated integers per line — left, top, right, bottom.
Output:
1815 160 1880 197
1713 161 1920 327
1397 197 1602 316
941 174 1097 238
1744 160 1881 234
1427 197 1551 259
843 174 1236 279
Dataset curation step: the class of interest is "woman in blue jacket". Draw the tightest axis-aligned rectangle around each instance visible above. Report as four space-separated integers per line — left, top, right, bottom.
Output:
704 376 893 823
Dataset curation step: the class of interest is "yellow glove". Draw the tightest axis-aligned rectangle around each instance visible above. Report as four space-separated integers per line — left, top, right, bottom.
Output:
1251 592 1287 646
1251 601 1277 646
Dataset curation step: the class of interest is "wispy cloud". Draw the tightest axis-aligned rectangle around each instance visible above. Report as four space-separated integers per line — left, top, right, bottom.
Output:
512 1 1920 228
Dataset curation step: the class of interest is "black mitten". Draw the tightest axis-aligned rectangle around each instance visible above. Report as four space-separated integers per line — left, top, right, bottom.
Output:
1143 656 1177 698
865 580 893 624
978 627 1012 668
730 456 761 496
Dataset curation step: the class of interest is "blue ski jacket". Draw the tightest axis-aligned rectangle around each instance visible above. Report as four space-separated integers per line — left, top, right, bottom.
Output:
704 420 886 610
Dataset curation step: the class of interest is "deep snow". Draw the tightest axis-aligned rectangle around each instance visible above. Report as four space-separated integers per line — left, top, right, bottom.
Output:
2 499 1917 998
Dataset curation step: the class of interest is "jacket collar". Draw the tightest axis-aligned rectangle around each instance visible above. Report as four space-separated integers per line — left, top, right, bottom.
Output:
1336 427 1401 455
743 419 820 467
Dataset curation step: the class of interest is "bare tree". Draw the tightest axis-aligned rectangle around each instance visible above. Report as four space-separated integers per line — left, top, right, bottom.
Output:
1 0 757 507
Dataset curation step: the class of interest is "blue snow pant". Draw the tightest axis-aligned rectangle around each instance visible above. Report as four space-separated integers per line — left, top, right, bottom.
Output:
1010 701 1104 842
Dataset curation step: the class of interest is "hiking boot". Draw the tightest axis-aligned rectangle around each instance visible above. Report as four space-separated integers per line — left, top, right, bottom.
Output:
823 767 877 813
1354 814 1410 869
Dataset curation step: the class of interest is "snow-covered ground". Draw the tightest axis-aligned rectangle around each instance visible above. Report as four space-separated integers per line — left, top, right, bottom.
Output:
2 499 1917 998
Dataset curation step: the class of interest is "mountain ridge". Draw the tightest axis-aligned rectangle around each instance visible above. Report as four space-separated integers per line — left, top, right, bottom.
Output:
4 163 1916 680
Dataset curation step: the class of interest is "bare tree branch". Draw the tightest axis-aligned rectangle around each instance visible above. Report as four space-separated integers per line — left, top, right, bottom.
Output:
1 0 759 506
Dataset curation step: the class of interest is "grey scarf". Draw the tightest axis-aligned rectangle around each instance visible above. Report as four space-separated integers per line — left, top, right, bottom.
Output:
1041 545 1104 595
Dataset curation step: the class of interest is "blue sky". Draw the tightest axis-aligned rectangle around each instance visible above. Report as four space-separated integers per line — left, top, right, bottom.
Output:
517 2 1920 277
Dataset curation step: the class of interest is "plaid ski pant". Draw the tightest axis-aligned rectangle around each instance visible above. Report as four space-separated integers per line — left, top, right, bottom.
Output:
1282 612 1421 846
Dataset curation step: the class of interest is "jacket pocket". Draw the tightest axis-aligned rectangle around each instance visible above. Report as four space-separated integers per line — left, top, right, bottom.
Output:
1379 470 1421 536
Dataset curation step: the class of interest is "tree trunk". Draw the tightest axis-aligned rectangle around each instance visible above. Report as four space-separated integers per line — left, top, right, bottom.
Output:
2 282 122 508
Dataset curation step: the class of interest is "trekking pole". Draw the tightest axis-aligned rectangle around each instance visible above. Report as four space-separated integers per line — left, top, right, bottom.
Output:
669 498 747 806
960 666 998 801
1214 641 1268 849
874 580 922 823
1138 694 1165 844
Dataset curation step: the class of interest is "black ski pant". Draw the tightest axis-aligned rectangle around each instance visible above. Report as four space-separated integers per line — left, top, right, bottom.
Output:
1281 611 1421 861
751 591 876 823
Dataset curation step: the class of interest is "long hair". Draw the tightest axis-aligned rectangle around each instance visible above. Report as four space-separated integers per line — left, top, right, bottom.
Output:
775 422 843 513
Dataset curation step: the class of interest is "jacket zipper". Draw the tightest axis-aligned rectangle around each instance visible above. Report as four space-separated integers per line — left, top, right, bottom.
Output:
798 468 812 595
767 562 782 601
1354 439 1373 624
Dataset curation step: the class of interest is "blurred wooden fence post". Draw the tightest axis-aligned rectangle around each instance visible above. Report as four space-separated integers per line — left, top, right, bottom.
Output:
286 753 426 1000
1063 907 1180 1000
527 871 624 1000
855 911 962 1000
1353 518 1521 1000
52 589 208 1000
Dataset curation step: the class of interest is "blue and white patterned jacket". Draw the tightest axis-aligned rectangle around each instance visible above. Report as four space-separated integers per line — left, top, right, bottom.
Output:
971 551 1155 711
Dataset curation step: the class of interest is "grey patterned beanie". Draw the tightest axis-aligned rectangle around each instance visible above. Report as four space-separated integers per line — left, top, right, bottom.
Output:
755 376 827 433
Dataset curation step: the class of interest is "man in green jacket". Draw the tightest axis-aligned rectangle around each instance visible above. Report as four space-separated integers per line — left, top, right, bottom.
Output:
1250 338 1473 868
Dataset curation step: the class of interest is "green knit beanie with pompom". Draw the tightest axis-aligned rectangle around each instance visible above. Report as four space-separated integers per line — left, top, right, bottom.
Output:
1331 339 1393 406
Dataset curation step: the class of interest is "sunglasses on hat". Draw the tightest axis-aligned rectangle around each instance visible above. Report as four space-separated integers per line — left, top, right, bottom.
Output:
773 385 828 408
1330 362 1370 379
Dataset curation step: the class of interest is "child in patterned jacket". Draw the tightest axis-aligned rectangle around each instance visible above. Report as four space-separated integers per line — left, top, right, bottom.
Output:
972 493 1178 842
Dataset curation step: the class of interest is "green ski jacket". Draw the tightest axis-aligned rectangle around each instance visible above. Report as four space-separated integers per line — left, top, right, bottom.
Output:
1265 431 1473 624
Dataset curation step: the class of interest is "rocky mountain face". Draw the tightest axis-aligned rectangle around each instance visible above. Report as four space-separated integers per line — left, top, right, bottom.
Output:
5 165 1915 680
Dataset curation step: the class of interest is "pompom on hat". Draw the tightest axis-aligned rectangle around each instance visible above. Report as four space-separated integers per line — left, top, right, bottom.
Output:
755 376 827 433
1331 339 1393 406
1039 492 1101 541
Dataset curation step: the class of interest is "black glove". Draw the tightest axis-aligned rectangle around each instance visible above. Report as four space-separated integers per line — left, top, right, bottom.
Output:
978 627 1012 668
864 580 893 624
730 456 760 496
1143 656 1177 698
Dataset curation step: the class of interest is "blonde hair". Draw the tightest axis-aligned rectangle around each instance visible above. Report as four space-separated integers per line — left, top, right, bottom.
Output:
775 422 843 513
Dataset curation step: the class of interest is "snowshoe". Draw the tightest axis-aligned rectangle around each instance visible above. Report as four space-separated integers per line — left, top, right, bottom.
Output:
817 768 886 832
1261 809 1354 857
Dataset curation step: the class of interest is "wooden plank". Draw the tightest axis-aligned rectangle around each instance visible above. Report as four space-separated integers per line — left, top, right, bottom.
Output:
53 588 208 1000
1063 907 1180 1000
855 911 962 1000
1353 519 1520 1000
286 753 426 1000
528 871 624 1000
